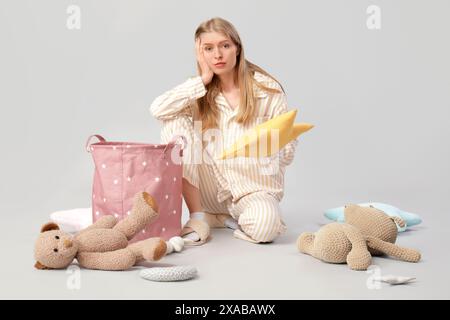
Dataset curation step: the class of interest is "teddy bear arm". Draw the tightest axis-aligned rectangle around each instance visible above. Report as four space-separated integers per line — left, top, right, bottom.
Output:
297 232 315 255
76 248 136 271
80 215 118 234
341 225 372 270
366 236 421 262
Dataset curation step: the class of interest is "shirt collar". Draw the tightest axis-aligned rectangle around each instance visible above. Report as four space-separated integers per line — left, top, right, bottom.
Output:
214 78 268 108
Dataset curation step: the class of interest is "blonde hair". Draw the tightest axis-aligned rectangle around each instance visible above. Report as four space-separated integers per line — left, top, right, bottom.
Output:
193 17 284 133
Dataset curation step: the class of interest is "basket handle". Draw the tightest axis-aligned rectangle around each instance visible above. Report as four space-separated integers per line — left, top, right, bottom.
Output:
86 134 106 153
163 134 187 159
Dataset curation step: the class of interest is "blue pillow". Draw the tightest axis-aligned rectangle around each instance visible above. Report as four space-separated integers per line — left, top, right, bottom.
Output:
324 202 422 232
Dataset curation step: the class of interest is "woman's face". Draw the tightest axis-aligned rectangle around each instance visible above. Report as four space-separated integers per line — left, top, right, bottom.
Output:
199 32 239 76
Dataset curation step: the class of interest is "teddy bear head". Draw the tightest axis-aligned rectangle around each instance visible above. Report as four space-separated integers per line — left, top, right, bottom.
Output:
34 222 79 270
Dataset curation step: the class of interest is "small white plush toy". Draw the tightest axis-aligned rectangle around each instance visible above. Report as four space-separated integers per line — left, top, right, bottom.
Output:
373 275 416 285
165 236 185 254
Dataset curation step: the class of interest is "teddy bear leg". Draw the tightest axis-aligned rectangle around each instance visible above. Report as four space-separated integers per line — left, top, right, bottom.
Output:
128 238 167 262
366 236 421 262
341 225 372 270
113 192 159 240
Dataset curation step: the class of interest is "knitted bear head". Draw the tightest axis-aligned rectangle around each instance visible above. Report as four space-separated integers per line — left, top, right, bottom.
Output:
297 204 421 270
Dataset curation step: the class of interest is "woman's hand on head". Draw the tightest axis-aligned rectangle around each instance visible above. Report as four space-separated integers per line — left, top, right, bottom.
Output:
196 38 214 86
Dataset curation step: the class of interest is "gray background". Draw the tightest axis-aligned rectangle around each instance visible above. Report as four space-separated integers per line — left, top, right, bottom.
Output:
1 0 449 299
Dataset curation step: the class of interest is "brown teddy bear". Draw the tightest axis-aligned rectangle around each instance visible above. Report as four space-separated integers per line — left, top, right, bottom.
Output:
297 204 421 270
34 191 167 271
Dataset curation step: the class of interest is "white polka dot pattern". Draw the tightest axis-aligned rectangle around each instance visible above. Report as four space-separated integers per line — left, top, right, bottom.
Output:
88 134 184 243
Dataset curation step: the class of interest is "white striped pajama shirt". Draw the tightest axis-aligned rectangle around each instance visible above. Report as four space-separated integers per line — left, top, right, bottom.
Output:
150 71 298 243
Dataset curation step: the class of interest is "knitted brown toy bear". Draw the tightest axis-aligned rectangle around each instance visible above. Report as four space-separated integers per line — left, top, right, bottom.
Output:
297 204 421 270
34 191 167 271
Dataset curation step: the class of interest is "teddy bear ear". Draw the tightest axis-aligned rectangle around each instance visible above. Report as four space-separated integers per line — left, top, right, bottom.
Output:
34 261 49 270
40 222 60 233
391 216 406 228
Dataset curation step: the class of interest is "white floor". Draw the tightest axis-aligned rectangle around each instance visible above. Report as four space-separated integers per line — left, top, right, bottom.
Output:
2 203 449 300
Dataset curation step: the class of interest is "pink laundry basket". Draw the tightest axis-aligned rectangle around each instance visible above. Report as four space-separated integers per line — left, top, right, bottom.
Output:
85 134 187 242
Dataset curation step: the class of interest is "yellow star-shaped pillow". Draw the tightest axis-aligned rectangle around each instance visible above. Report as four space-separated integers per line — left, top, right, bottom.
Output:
217 109 313 159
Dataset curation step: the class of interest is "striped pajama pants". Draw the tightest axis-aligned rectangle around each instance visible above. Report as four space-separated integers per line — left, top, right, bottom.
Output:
160 115 287 243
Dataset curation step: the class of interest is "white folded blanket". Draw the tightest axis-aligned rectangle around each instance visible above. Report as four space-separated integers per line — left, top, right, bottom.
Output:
50 208 93 234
